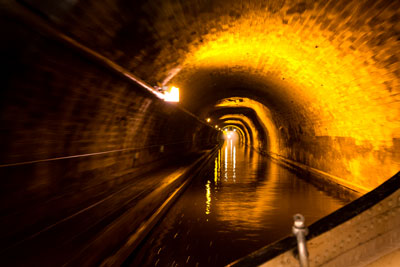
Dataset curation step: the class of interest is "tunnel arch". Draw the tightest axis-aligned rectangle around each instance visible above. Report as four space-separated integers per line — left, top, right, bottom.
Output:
220 120 252 147
208 106 269 149
213 98 280 153
221 125 245 144
219 114 266 152
1 1 400 266
14 0 400 190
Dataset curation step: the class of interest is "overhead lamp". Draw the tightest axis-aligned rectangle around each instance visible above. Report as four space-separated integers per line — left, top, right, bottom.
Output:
164 86 179 102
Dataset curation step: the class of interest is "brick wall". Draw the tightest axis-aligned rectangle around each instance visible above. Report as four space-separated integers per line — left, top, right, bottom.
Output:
6 0 400 245
0 8 216 264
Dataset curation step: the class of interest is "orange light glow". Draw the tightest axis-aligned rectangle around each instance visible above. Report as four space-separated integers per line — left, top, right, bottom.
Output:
205 180 211 215
222 125 246 145
164 8 400 191
164 86 179 102
215 97 279 155
223 130 238 141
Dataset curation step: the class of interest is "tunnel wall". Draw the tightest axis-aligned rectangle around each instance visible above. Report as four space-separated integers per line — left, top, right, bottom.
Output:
220 115 264 151
209 95 399 193
11 1 400 191
220 121 252 146
0 7 217 265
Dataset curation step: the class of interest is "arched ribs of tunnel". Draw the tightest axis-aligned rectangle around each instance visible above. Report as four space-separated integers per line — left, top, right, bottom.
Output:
210 107 268 147
1 0 400 265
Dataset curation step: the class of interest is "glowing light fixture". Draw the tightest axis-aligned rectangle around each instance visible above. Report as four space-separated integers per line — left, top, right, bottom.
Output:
164 86 179 102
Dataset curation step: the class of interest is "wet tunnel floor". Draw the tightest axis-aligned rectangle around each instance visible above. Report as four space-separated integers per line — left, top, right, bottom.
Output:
125 139 350 266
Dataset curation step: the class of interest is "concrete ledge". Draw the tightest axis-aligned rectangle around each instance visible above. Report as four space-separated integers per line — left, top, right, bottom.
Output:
0 149 218 266
252 148 363 200
66 147 219 266
228 171 400 267
267 153 368 197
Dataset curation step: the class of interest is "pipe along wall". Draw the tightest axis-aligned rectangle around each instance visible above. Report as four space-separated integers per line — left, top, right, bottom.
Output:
0 4 218 266
1 0 400 265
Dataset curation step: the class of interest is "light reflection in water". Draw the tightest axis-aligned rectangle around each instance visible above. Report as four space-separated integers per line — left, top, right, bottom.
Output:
233 145 236 182
131 131 352 267
230 140 233 183
214 149 221 189
224 145 228 181
214 157 218 184
205 180 211 215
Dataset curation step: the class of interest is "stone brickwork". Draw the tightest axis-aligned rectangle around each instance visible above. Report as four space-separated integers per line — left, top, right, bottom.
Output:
5 0 400 247
20 0 399 191
0 8 216 265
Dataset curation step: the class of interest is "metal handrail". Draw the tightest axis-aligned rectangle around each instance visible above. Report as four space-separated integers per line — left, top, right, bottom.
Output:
292 214 309 267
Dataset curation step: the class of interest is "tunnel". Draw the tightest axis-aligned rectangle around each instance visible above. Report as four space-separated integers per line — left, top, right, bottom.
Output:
1 0 400 266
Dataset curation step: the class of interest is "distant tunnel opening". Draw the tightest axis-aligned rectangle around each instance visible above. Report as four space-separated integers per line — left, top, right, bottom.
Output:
8 0 398 192
1 0 399 266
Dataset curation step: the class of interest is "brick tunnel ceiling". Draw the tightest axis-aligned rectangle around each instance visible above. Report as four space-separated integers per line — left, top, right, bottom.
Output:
52 0 400 137
3 2 400 265
29 0 400 186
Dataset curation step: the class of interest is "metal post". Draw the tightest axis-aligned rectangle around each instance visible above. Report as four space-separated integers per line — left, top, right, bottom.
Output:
292 214 309 267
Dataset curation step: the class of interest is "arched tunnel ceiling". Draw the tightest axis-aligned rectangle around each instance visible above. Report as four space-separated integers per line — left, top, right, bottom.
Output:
209 106 267 145
33 0 400 143
21 0 400 188
221 119 253 142
210 107 264 126
220 123 248 141
3 3 400 265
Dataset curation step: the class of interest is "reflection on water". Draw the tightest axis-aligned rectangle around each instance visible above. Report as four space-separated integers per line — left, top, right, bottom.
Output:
205 180 211 215
128 138 351 267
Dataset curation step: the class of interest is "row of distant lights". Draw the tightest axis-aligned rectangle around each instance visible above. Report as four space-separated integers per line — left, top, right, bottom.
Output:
206 118 237 133
206 117 221 130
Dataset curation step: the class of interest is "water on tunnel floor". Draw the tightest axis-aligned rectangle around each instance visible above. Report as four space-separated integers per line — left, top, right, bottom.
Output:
126 136 350 267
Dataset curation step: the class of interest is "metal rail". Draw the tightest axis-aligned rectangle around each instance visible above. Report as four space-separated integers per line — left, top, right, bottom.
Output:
292 214 309 267
4 1 214 128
